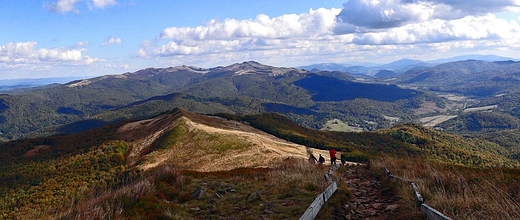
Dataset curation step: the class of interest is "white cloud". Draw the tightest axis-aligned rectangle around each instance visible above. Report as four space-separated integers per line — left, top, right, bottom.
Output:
91 0 117 8
0 41 101 64
351 14 520 45
336 0 437 29
76 41 90 47
101 37 122 46
0 41 109 78
154 41 202 56
336 0 520 30
137 3 520 67
159 8 341 41
47 0 118 13
149 8 341 57
431 0 520 14
47 0 80 14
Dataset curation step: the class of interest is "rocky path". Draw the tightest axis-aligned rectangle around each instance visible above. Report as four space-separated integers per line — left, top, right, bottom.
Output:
336 166 401 219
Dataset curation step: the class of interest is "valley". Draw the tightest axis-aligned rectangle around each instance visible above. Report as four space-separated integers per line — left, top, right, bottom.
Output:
6 0 520 218
1 59 520 219
1 106 518 219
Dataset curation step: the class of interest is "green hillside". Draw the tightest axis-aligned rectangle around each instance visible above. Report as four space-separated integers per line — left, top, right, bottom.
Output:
396 60 520 97
4 60 520 218
0 62 442 141
378 123 515 167
218 113 518 167
0 108 519 219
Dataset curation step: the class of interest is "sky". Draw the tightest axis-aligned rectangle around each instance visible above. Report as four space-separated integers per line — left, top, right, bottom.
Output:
1 0 520 79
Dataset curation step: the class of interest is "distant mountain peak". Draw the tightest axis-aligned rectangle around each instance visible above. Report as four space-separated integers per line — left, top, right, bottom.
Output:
241 60 263 66
221 61 306 76
379 58 425 70
226 61 270 70
168 65 209 74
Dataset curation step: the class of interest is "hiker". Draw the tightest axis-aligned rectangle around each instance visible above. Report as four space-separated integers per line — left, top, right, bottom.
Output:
308 153 318 164
329 148 337 165
340 154 347 165
318 154 325 165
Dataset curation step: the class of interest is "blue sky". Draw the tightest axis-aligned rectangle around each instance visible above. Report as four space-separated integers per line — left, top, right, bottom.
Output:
1 0 519 79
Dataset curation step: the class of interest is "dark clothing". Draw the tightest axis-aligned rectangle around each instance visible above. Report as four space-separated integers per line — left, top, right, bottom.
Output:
309 153 317 163
318 154 325 164
340 154 347 165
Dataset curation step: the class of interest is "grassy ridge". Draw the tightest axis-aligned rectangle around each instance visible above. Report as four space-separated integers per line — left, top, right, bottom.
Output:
0 109 519 219
217 113 519 167
220 112 520 218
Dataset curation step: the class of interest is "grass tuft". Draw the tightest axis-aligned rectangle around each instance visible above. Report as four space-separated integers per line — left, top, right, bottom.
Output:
371 157 520 219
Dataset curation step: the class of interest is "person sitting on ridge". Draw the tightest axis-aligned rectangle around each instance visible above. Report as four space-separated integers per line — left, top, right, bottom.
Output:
308 153 318 164
318 154 325 165
340 154 347 165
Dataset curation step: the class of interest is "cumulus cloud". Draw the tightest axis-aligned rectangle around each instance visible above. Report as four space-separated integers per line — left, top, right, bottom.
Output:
147 8 340 57
137 2 520 67
0 41 101 64
47 0 117 13
430 0 519 14
0 41 108 78
101 37 122 46
351 14 520 45
159 8 341 41
336 0 520 30
47 0 80 14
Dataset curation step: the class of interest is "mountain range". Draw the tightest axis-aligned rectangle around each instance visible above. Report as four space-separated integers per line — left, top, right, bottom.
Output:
0 76 88 93
299 54 517 77
0 61 428 140
2 57 520 218
1 58 520 146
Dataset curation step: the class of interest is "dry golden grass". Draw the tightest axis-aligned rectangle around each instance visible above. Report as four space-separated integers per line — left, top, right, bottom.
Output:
56 158 333 219
135 116 332 172
371 157 520 220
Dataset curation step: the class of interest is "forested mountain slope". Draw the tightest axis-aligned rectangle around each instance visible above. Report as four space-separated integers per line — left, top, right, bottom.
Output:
0 61 434 141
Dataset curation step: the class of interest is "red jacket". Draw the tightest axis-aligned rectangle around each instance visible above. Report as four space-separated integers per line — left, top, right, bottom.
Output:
329 149 337 159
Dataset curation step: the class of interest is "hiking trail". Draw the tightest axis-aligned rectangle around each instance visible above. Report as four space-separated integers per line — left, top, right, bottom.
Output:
333 166 402 219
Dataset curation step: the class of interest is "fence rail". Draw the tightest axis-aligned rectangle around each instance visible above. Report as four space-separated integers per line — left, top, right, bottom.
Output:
384 166 452 220
300 165 452 220
299 165 341 220
299 181 337 220
421 203 453 220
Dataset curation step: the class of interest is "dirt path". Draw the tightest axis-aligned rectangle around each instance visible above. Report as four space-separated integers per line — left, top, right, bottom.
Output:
136 116 337 172
336 166 401 219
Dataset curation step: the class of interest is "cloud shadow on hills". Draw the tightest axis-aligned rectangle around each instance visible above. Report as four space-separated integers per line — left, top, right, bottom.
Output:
294 74 417 102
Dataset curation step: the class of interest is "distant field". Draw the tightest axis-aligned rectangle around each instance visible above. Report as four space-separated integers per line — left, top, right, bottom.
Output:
419 104 499 127
382 115 399 122
419 115 458 127
463 105 498 113
438 94 467 101
323 119 364 132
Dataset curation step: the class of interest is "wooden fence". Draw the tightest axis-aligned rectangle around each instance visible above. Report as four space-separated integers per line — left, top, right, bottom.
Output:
299 165 340 220
384 166 452 220
299 181 337 220
299 165 452 220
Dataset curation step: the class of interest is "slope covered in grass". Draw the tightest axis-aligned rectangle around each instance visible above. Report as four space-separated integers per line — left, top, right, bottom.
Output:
0 108 332 218
1 108 519 219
